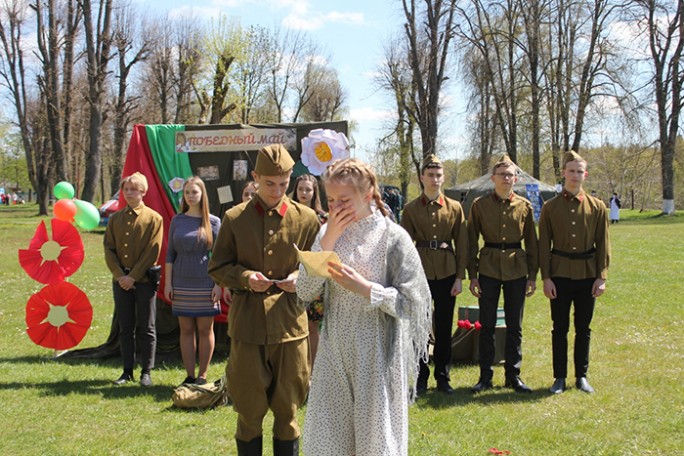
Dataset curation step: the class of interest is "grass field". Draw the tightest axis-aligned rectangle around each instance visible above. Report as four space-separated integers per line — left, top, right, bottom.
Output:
0 204 682 455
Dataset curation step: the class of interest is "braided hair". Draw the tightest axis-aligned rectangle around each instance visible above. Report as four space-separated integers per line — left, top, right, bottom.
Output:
321 158 389 218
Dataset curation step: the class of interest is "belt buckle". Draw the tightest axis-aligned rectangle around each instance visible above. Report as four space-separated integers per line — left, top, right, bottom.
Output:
500 243 506 252
429 240 438 250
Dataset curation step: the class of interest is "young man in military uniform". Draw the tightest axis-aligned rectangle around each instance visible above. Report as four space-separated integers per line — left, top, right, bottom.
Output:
467 156 538 393
104 172 163 387
208 144 320 455
401 154 468 395
539 151 610 394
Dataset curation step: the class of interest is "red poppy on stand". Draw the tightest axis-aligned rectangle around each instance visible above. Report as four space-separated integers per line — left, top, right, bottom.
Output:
25 281 93 350
18 219 84 284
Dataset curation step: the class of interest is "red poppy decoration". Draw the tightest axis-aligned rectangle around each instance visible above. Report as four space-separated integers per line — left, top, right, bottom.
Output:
18 219 84 284
25 281 93 350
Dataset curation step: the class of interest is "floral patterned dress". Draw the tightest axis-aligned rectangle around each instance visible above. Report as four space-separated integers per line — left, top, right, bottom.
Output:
296 209 431 456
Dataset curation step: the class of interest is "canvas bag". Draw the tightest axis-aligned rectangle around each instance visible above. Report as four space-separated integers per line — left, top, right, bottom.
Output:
171 375 230 409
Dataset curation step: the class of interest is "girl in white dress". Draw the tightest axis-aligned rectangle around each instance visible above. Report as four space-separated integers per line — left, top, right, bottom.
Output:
296 159 431 456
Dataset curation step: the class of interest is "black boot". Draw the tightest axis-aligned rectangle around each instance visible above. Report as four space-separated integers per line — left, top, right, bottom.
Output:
236 436 263 456
273 437 299 456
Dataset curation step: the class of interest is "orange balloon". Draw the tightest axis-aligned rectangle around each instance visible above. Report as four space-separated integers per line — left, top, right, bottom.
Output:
53 198 77 222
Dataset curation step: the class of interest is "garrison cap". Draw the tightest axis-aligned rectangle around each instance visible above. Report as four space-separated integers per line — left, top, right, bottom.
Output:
421 154 442 171
254 144 295 175
562 150 586 168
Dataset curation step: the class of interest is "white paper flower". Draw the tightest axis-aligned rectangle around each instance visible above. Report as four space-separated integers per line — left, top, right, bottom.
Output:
169 177 185 193
300 129 350 176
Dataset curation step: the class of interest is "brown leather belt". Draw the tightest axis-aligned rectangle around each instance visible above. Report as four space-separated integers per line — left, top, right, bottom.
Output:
415 240 453 251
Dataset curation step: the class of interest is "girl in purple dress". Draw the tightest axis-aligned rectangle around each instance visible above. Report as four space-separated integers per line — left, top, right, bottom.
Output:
164 177 221 385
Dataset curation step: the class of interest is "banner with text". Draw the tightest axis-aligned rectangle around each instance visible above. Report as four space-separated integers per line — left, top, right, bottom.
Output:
175 128 297 153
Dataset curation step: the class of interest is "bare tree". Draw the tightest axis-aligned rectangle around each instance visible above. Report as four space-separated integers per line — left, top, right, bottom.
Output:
80 0 113 203
300 66 347 122
173 17 203 124
232 25 272 123
61 0 82 183
33 0 68 182
632 0 684 213
403 0 458 159
109 2 150 195
0 0 50 214
265 27 312 123
375 36 416 197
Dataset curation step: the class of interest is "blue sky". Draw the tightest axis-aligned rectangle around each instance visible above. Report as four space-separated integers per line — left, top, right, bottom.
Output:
140 0 468 162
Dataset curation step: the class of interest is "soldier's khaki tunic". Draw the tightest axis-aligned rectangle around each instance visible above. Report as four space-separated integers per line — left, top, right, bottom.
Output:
208 194 319 441
467 193 538 281
539 190 610 280
400 194 468 280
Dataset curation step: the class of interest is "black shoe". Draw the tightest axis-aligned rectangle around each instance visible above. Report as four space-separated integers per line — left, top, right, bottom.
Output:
550 378 566 394
471 378 493 393
416 378 428 395
195 377 207 386
140 372 152 387
113 373 133 385
436 379 454 395
575 377 595 393
505 376 533 393
181 376 196 385
236 436 263 456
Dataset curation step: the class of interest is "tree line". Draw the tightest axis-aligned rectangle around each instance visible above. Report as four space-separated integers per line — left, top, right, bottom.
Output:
0 0 347 215
374 0 682 213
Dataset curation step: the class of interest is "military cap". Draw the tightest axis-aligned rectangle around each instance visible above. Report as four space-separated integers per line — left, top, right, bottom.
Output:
492 154 515 173
562 150 586 168
254 144 295 175
421 154 442 171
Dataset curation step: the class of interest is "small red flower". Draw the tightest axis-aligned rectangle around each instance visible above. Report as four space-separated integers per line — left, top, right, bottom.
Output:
25 281 93 350
18 219 84 284
474 321 482 330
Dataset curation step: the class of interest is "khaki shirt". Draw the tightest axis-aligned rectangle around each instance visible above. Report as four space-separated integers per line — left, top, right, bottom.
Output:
467 192 538 281
401 193 468 280
539 190 610 280
208 195 320 345
104 203 164 282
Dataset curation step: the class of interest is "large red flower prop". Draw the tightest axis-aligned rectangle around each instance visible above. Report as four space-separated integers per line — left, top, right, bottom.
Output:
18 219 84 284
25 281 93 350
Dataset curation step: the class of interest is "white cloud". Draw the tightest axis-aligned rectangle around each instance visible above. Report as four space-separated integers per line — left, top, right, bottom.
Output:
349 106 393 122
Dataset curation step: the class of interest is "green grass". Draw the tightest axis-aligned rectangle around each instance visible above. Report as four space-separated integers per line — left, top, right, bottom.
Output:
1 205 682 455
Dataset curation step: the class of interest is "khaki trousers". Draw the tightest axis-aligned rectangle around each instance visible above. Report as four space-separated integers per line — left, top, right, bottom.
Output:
228 338 309 441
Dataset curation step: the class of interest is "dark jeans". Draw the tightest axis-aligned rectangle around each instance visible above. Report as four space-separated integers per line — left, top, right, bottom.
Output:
549 277 596 379
477 275 527 380
113 281 157 371
419 275 456 383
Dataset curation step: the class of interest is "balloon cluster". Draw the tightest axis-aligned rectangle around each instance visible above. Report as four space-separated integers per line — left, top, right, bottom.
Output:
52 181 100 230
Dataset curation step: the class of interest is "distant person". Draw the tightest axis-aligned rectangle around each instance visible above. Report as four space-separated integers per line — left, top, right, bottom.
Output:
609 192 621 224
539 151 610 394
467 155 538 393
241 181 257 203
291 174 327 372
164 177 222 386
104 172 163 387
297 158 431 455
208 144 320 455
400 154 468 395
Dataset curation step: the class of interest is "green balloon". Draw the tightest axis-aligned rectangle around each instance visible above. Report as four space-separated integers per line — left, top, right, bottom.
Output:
54 181 75 200
73 199 100 230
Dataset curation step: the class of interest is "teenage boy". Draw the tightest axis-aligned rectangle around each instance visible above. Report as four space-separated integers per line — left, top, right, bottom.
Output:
401 154 468 395
104 172 163 387
539 151 610 394
467 156 538 393
209 144 320 455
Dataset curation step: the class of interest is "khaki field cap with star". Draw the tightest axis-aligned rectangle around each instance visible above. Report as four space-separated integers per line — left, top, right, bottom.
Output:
421 154 443 172
492 154 515 173
254 144 295 175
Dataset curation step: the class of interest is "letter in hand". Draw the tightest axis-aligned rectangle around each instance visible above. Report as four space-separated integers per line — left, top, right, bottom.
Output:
249 272 274 292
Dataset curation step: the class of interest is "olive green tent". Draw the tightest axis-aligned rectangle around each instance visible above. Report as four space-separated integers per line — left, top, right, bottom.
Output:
444 165 557 217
